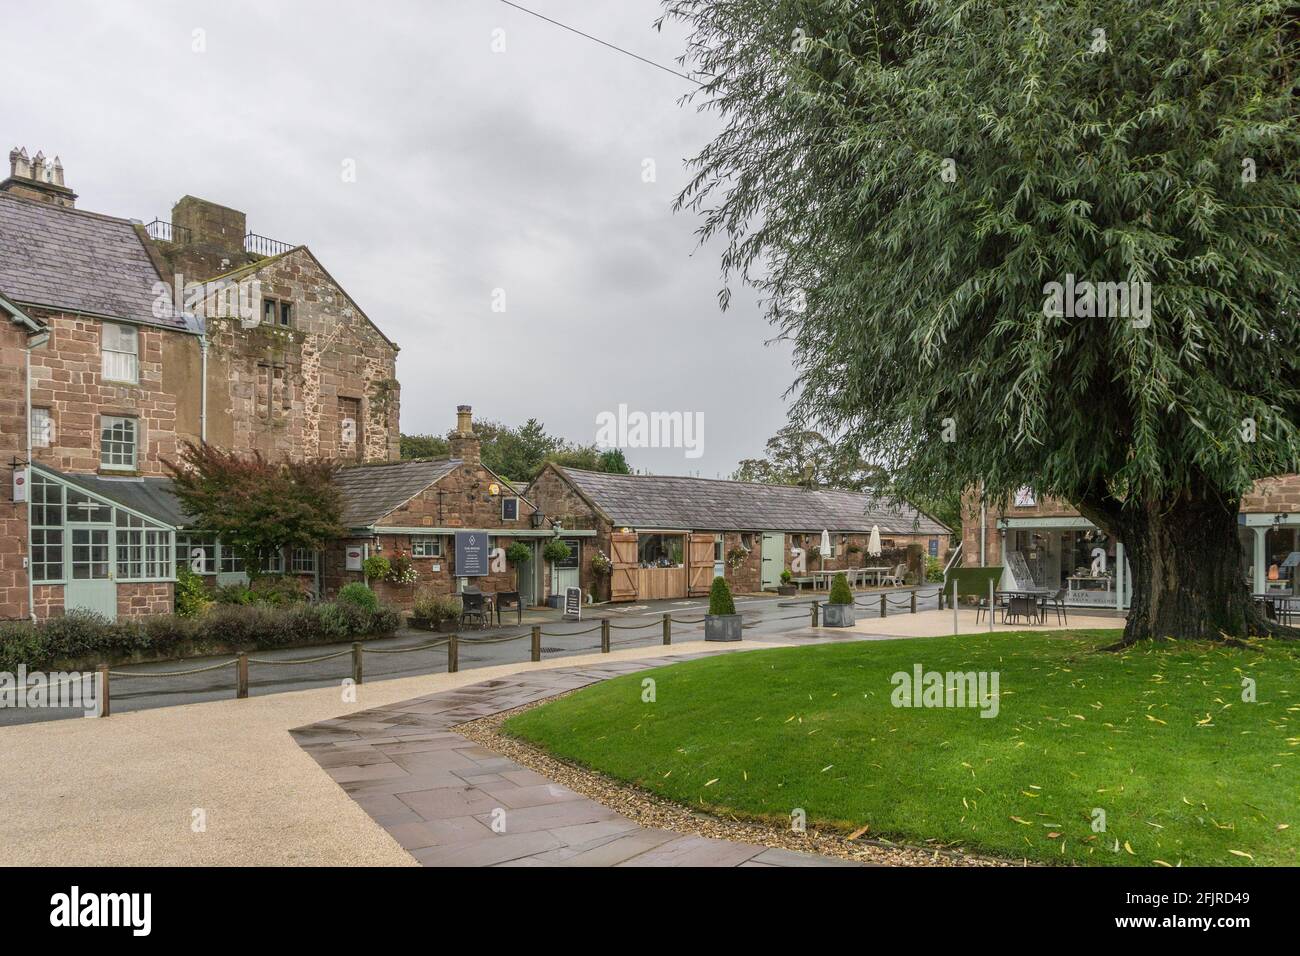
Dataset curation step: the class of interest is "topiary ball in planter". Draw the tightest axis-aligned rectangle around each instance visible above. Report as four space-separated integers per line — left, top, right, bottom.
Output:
823 572 856 627
705 576 742 641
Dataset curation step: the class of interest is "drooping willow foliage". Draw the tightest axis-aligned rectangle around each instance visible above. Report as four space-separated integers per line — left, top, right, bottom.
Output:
660 0 1299 516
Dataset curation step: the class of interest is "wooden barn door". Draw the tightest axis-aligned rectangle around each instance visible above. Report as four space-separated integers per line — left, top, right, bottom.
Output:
688 533 715 597
610 532 638 602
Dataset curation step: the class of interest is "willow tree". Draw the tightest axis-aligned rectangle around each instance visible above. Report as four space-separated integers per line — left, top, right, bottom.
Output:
661 0 1299 643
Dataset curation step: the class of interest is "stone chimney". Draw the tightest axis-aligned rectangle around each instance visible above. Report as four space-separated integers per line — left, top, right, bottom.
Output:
2 147 77 207
157 195 259 280
449 405 481 465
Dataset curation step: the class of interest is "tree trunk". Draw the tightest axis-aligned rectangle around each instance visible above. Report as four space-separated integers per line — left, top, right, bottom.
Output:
1078 482 1282 645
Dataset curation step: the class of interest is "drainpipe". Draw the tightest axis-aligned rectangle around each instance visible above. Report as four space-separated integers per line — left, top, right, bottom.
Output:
24 328 50 623
199 334 209 443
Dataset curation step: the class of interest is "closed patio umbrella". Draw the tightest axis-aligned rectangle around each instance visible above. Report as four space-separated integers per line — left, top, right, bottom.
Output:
820 529 831 571
868 525 882 557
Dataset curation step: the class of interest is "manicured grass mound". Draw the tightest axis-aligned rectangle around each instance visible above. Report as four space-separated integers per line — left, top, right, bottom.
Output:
504 631 1300 866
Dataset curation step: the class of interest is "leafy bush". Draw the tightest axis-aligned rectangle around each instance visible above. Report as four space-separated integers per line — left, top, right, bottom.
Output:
338 582 379 613
925 555 944 583
780 568 793 584
543 540 572 563
213 583 255 606
175 565 211 618
250 574 309 606
708 576 736 616
505 542 533 565
362 554 391 581
828 573 853 605
411 590 461 626
0 600 401 670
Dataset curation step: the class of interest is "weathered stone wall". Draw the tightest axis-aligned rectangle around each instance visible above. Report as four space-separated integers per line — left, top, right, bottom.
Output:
1242 474 1300 513
26 310 191 477
201 249 400 463
117 582 172 618
1 321 30 619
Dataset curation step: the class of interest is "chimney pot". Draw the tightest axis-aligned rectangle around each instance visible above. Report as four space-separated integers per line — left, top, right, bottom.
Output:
2 146 75 206
450 405 480 465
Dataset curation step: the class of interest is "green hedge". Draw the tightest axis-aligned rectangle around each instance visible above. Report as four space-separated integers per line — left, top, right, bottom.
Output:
0 601 401 672
946 566 1004 598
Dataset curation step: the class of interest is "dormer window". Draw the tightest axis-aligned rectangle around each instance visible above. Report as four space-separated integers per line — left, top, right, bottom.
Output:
101 322 138 384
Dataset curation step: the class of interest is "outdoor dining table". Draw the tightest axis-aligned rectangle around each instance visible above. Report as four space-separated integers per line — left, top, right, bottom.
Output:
997 588 1054 625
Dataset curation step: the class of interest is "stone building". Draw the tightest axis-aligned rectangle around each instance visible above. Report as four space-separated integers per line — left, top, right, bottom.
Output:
319 406 566 611
0 148 401 621
526 464 951 603
960 476 1300 608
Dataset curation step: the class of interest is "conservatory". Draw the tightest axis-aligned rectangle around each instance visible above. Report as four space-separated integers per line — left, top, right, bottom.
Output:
28 466 177 620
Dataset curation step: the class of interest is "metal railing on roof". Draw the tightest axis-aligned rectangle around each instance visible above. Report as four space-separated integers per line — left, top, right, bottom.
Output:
244 232 295 257
144 219 192 244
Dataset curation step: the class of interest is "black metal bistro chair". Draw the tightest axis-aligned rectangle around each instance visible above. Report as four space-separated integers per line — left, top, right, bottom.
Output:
975 594 1008 626
460 590 488 630
1039 587 1069 626
495 590 522 626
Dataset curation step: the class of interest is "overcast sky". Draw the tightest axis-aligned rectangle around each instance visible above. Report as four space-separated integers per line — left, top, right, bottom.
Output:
3 0 795 476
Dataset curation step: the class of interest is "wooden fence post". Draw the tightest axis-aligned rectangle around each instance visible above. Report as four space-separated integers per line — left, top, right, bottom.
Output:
662 612 671 645
236 653 249 699
531 626 541 662
97 663 110 718
600 618 611 653
810 602 819 628
911 590 917 614
352 642 363 684
448 633 459 673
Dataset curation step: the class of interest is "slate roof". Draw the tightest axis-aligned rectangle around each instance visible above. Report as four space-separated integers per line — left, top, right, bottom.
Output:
333 459 461 528
43 467 190 528
0 192 187 330
553 467 950 535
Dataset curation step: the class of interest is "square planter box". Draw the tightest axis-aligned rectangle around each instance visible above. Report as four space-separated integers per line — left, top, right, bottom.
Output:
546 595 565 609
776 585 798 596
705 613 743 642
822 603 855 627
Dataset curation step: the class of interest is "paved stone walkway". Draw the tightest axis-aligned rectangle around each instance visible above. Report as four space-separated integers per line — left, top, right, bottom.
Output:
291 654 861 867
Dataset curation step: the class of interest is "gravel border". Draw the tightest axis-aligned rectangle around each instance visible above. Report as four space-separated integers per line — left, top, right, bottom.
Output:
455 693 1023 868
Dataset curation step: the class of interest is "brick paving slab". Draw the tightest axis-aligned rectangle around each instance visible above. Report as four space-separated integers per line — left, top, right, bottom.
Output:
291 655 864 868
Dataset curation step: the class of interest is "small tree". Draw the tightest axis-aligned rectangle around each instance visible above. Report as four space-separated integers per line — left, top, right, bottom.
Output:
828 573 853 606
165 442 344 583
708 576 737 616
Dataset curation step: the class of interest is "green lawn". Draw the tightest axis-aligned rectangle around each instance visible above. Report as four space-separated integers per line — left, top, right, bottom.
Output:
504 631 1300 866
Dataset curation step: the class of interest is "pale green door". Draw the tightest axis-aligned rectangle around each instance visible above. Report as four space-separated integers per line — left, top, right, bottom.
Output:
66 525 117 620
761 532 785 590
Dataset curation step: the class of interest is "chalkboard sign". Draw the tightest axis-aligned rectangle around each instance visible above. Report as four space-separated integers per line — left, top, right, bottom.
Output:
455 532 489 577
564 586 582 620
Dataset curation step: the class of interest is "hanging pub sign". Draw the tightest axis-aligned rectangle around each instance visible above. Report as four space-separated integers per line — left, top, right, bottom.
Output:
12 466 28 504
456 531 489 577
564 586 582 621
